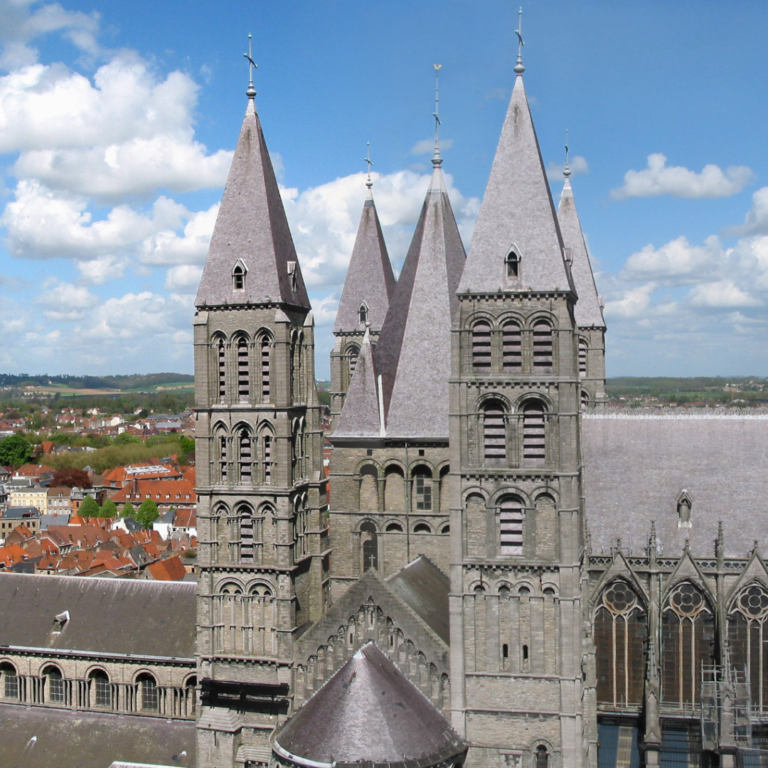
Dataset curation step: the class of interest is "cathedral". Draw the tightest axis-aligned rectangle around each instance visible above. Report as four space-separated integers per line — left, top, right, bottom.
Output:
3 29 768 768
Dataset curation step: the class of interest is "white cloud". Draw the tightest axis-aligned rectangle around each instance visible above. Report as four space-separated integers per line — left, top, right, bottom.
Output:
410 137 454 156
622 235 725 285
611 153 754 199
0 0 99 70
546 155 589 182
138 204 218 267
603 283 656 320
165 265 203 294
728 187 768 237
688 280 761 308
35 280 98 320
75 255 128 285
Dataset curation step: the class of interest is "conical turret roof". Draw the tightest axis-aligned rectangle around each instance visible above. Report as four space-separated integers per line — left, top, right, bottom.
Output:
273 642 466 768
558 176 605 328
195 98 310 310
459 74 572 295
334 195 395 333
372 161 466 438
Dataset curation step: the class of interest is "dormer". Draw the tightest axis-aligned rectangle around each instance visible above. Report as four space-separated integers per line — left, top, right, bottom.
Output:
232 259 248 291
505 245 521 279
358 301 369 325
677 490 693 529
52 610 70 633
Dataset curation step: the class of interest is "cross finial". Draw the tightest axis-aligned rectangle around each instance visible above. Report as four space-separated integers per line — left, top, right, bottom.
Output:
244 34 257 99
364 142 373 198
432 64 443 167
564 128 571 179
514 8 525 75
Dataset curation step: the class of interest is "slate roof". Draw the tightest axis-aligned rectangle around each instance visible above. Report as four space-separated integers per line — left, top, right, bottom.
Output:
558 176 605 328
0 702 195 768
370 160 466 439
460 73 572 295
333 196 395 333
0 572 195 658
333 326 382 438
582 413 768 558
273 641 465 768
195 97 310 310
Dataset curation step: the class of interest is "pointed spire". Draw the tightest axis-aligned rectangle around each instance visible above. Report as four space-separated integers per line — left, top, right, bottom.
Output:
333 151 395 334
373 156 466 438
196 55 310 310
459 43 571 295
334 326 382 438
557 137 606 329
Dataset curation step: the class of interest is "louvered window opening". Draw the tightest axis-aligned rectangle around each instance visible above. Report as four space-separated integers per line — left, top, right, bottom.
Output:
472 323 492 372
483 402 506 464
263 436 272 483
237 339 249 399
349 348 359 378
220 436 228 481
523 403 546 465
532 322 553 371
241 511 254 563
218 341 226 399
579 340 587 378
260 338 270 401
502 323 522 371
239 431 252 482
499 496 523 555
414 472 432 511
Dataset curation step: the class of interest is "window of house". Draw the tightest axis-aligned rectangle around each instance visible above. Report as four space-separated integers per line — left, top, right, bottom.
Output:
505 250 520 278
482 400 507 465
532 321 553 372
413 468 433 511
45 666 64 703
233 263 245 290
91 670 111 707
472 322 492 372
499 495 523 556
359 303 368 324
138 674 158 712
0 663 18 700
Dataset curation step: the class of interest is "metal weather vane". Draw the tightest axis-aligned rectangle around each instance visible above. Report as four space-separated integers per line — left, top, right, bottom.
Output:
433 64 442 162
364 142 373 194
514 7 525 74
244 33 257 99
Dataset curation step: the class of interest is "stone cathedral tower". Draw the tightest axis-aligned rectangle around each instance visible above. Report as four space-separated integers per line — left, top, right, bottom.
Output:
448 51 593 768
193 81 329 767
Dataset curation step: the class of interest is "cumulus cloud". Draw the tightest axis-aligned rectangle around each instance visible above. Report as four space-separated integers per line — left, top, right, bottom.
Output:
728 187 768 237
138 204 218 267
546 155 589 182
688 280 761 309
75 255 128 285
611 153 754 200
165 265 203 294
603 283 656 320
410 137 454 156
621 235 725 285
35 280 99 320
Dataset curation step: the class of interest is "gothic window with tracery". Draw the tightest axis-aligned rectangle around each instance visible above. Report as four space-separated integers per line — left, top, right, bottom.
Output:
595 581 646 707
662 582 714 708
729 584 768 714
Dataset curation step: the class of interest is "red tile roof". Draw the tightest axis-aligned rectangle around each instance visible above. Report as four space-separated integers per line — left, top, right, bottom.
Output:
146 555 187 581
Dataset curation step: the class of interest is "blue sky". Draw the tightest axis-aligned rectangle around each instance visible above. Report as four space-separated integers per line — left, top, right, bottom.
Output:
1 0 768 379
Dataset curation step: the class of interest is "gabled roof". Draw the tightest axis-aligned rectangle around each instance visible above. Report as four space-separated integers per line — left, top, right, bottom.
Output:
371 160 466 439
459 73 572 295
333 326 382 438
195 97 310 310
558 175 605 328
274 641 465 768
334 195 395 333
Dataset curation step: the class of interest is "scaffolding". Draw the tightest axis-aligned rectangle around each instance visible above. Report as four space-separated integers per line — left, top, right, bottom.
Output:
700 663 753 754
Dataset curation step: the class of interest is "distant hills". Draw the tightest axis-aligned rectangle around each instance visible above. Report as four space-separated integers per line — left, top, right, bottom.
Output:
0 373 194 392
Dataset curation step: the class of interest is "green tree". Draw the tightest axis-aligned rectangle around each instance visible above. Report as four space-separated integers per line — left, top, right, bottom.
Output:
99 498 118 518
0 434 33 467
136 498 159 529
79 495 100 518
179 435 195 454
122 501 136 519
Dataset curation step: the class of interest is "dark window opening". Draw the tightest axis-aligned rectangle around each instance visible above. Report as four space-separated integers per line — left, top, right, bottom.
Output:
472 322 492 372
506 251 520 278
361 521 378 571
523 645 529 660
413 469 432 511
502 322 522 372
482 399 507 465
499 495 523 555
359 303 368 324
233 264 245 290
522 401 546 466
532 321 553 371
237 338 249 400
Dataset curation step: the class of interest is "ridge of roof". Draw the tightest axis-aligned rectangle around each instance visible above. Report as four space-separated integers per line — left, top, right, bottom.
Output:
460 74 572 295
333 327 382 437
558 176 605 328
334 196 396 333
195 98 310 310
372 163 466 438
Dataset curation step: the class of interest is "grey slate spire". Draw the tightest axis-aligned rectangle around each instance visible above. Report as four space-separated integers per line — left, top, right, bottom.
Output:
334 325 382 437
373 156 466 438
195 97 310 310
333 192 395 334
558 174 605 329
459 72 572 295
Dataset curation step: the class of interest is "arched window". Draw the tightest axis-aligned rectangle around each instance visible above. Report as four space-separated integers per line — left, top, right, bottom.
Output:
472 322 492 372
44 665 64 703
522 401 546 466
535 746 549 768
90 669 111 707
499 495 524 556
532 320 553 372
261 430 273 484
233 263 245 290
360 521 378 572
0 662 18 700
260 335 271 403
238 428 252 483
502 322 522 372
384 466 405 512
348 344 360 382
359 302 369 324
412 467 432 511
239 505 254 564
216 427 229 483
482 399 507 465
505 250 520 278
662 583 714 708
595 581 646 707
359 465 378 512
729 584 768 713
413 522 432 534
385 522 403 532
138 673 158 712
217 338 226 400
581 390 589 410
578 338 588 378
186 676 197 716
440 523 450 534
237 337 249 401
